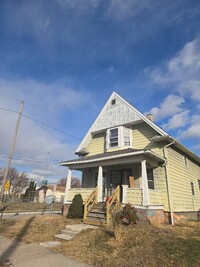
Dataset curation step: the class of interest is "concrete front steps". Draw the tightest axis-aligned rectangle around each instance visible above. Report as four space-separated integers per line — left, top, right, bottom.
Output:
54 224 98 241
83 202 107 226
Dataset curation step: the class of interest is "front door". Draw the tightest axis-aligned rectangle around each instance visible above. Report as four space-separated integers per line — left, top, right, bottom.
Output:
110 169 132 201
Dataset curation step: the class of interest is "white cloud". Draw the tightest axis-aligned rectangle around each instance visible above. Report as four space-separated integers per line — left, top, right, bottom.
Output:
0 78 88 181
162 110 190 130
147 38 200 102
179 124 200 140
148 94 185 120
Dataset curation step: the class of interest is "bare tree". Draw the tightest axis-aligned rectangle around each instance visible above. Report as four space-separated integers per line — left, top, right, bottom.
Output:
0 167 29 196
57 177 81 188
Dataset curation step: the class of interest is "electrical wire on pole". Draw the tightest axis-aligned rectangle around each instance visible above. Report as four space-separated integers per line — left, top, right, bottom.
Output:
0 101 24 218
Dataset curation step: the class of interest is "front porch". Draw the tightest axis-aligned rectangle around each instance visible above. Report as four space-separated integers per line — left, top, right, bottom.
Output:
61 149 166 224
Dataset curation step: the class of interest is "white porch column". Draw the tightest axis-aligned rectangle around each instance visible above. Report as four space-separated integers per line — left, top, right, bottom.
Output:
141 160 150 206
97 166 103 202
64 168 72 203
122 185 128 204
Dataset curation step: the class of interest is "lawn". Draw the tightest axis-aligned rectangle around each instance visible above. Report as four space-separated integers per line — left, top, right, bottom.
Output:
1 202 63 213
0 215 199 267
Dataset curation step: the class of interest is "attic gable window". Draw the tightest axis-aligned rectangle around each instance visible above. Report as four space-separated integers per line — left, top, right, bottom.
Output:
106 126 131 149
111 99 116 106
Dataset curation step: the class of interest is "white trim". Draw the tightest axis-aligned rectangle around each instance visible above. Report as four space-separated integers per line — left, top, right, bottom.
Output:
122 185 128 203
141 160 150 206
97 166 103 202
133 205 164 210
64 168 72 203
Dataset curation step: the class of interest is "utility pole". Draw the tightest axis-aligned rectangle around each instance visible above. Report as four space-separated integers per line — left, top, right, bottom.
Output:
0 101 24 209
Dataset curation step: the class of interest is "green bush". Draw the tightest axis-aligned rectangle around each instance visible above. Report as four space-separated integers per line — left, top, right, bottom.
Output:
67 194 83 219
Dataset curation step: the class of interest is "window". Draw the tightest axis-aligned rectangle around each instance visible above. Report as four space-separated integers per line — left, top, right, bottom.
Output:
191 182 195 196
198 180 200 191
110 128 118 147
111 99 116 106
106 126 131 149
183 156 188 166
147 169 154 189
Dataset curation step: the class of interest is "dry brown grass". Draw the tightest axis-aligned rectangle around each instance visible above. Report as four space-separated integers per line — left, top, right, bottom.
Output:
0 215 81 243
53 221 200 267
3 202 62 212
0 216 199 267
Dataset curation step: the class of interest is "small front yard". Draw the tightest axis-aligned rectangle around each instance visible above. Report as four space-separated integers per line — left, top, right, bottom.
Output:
0 215 199 267
1 202 62 213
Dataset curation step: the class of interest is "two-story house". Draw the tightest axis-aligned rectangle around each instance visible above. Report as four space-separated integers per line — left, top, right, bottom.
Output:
60 92 200 225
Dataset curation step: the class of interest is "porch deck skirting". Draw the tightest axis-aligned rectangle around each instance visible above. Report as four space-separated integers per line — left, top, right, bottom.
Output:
66 188 94 202
125 188 162 206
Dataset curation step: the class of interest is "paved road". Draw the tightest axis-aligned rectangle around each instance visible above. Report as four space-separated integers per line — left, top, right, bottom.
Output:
0 236 92 267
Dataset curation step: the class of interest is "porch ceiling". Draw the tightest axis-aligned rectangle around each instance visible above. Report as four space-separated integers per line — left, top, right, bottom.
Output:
60 148 166 170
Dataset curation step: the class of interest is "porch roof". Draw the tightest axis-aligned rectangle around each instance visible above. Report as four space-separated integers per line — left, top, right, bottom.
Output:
59 148 166 168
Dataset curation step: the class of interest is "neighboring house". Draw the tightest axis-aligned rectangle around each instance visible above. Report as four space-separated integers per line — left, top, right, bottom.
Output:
36 185 65 203
60 92 200 225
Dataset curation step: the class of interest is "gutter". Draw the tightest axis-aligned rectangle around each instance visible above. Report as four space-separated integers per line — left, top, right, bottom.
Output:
163 140 175 226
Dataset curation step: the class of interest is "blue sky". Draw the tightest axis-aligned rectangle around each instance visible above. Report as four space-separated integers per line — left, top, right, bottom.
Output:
0 0 200 182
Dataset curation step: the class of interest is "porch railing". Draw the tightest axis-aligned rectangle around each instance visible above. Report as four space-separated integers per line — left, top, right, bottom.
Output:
67 188 94 202
106 185 120 225
83 186 98 220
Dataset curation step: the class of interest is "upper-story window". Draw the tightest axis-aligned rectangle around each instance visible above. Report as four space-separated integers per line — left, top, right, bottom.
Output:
106 126 131 149
183 156 188 166
110 128 118 147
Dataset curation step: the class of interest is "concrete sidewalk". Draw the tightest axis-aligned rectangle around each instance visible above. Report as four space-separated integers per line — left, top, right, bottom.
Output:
0 236 92 267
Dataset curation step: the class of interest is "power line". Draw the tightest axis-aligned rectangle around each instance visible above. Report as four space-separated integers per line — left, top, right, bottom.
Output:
0 106 81 141
0 154 63 165
30 119 75 152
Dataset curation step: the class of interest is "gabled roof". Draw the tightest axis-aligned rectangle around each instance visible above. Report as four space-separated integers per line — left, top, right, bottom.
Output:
74 92 200 165
76 92 168 154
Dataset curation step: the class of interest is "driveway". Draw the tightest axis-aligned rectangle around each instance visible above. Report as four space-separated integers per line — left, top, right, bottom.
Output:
0 236 92 267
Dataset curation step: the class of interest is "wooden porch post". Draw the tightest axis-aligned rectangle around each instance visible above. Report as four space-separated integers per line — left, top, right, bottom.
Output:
64 168 72 203
141 160 150 206
97 166 103 202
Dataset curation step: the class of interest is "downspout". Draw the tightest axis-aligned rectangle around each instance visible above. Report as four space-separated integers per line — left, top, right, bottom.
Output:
163 140 175 226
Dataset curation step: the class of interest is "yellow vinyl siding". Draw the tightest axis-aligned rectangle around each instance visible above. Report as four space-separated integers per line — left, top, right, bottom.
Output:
149 190 162 205
126 188 142 205
132 122 165 157
168 147 200 212
153 166 169 210
87 132 105 155
68 188 94 202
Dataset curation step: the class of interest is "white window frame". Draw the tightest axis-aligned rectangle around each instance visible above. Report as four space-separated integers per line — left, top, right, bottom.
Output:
191 182 195 196
183 156 188 167
106 126 132 149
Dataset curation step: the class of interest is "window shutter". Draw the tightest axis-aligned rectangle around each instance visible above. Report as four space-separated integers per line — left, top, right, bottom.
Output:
106 129 110 150
123 127 130 146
